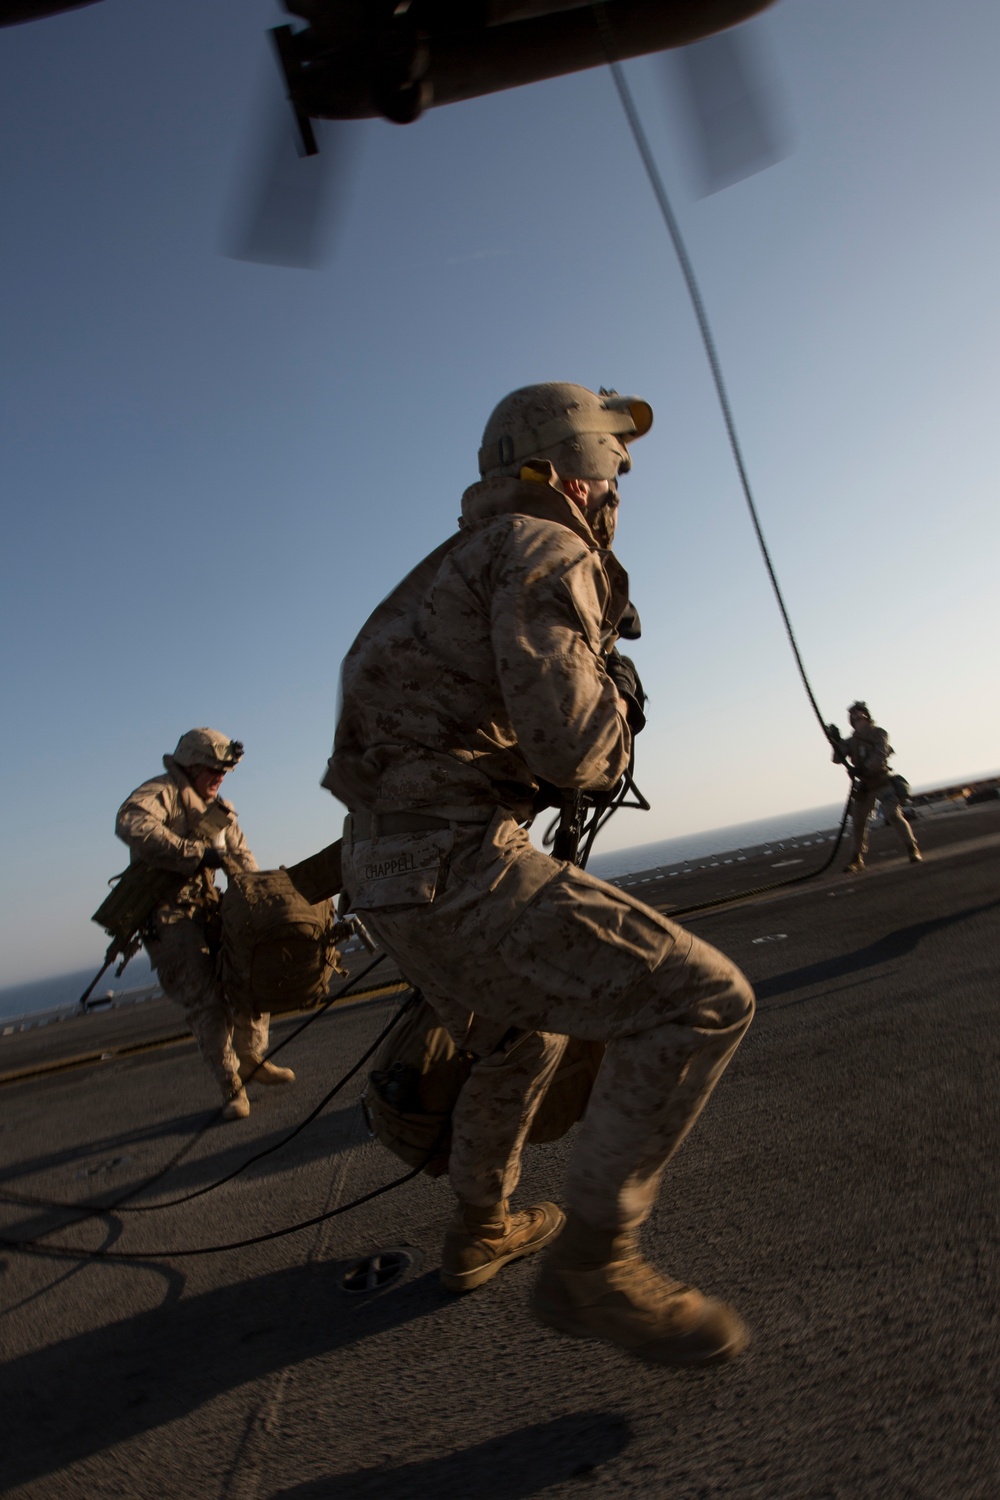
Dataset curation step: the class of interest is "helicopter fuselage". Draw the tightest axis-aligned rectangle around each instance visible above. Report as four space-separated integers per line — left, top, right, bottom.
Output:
280 0 774 126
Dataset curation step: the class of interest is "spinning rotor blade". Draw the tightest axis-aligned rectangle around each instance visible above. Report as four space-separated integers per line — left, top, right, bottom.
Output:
222 86 360 269
222 2 783 265
670 25 791 196
0 0 101 22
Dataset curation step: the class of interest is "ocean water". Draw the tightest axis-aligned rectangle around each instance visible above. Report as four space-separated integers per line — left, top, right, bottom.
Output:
584 800 848 881
0 952 157 1024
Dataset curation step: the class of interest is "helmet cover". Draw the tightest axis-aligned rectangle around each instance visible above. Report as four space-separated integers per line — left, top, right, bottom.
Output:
478 382 653 481
171 728 244 771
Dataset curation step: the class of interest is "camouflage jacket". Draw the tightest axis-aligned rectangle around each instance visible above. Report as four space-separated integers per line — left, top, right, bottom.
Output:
116 757 258 918
834 725 894 792
323 464 632 821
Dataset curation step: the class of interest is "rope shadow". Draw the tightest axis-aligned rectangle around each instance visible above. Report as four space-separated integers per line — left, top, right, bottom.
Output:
0 1262 453 1491
751 899 1000 1003
0 1108 216 1186
272 1412 633 1499
0 1217 187 1321
0 1102 364 1234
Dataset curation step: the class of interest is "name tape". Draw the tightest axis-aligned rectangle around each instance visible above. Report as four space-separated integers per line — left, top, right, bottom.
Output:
364 853 423 881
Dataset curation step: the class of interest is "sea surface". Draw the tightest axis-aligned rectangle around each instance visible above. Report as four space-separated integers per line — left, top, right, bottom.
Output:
585 799 848 880
0 952 157 1024
1 801 851 1023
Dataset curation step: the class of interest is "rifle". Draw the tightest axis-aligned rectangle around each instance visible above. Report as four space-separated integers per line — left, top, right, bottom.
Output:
77 862 187 1008
78 802 235 1009
77 943 135 1011
548 756 651 871
552 792 586 864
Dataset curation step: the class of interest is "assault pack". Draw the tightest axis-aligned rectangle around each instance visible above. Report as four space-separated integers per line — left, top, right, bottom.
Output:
362 994 606 1177
220 866 348 1017
82 833 350 1015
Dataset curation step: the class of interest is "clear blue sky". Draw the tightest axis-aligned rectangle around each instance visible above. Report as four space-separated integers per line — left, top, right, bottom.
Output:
2 0 998 985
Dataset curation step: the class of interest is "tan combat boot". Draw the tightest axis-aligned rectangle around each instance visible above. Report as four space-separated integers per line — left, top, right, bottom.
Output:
844 858 865 874
440 1199 565 1293
222 1086 250 1122
243 1059 296 1086
908 847 923 864
530 1212 748 1367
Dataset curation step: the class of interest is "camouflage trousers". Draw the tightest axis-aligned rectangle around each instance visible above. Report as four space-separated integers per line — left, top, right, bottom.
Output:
849 784 920 862
344 811 754 1232
145 912 269 1101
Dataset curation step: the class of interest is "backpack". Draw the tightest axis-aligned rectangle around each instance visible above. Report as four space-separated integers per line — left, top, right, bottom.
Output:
221 867 345 1017
361 995 605 1177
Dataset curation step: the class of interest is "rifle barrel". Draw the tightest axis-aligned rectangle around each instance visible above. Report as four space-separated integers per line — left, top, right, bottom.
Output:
77 947 117 1009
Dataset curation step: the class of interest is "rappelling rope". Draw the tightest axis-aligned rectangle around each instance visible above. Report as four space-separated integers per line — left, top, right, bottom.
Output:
0 988 422 1260
591 2 833 743
0 951 392 1222
582 4 859 905
668 788 853 917
1 1159 427 1262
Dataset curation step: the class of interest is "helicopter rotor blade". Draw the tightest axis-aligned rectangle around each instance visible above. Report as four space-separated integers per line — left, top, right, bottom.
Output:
668 24 791 197
222 87 360 269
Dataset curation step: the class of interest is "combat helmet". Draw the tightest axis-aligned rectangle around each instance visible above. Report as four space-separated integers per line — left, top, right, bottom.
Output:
847 701 872 722
478 383 653 481
170 728 244 772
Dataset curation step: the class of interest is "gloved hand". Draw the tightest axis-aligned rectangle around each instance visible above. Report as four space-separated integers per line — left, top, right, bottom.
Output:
199 845 226 870
606 649 646 734
827 723 850 764
616 600 642 641
531 778 563 815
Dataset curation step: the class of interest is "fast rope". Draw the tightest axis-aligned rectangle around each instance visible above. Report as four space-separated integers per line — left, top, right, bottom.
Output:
0 988 421 1261
0 951 391 1224
591 2 834 744
669 789 852 918
584 4 860 907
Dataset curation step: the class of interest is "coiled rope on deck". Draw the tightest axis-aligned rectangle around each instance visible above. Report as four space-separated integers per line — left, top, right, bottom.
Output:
0 952 392 1223
0 986 422 1261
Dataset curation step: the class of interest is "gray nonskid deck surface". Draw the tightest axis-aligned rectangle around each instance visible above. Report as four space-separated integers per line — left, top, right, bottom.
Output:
0 818 997 1498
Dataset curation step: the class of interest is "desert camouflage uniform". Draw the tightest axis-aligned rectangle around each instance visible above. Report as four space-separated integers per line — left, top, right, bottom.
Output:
836 724 919 863
116 757 266 1099
325 463 754 1232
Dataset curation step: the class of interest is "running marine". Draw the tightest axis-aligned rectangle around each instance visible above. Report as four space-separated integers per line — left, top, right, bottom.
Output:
116 728 295 1119
323 383 755 1366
